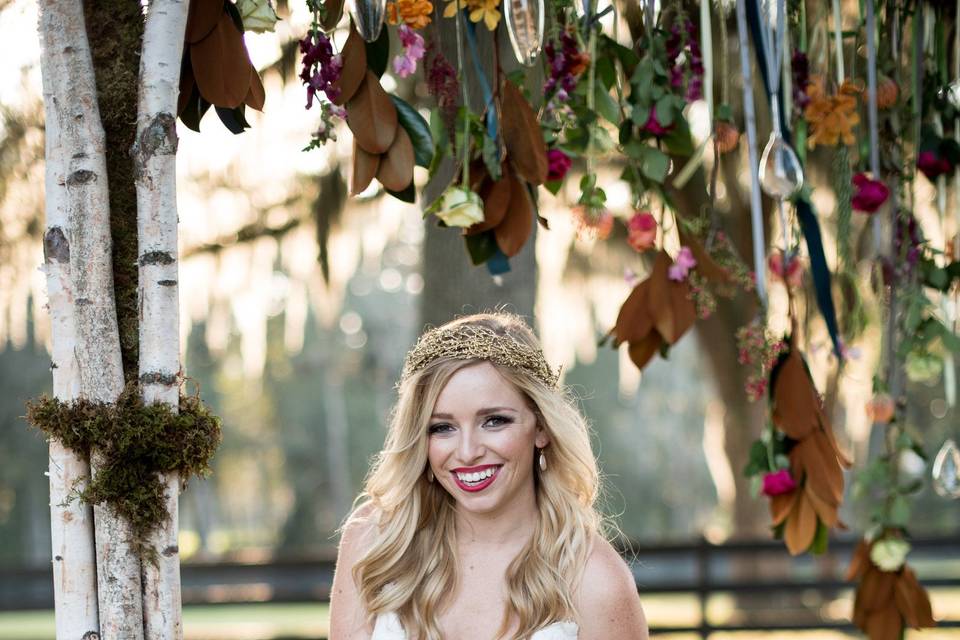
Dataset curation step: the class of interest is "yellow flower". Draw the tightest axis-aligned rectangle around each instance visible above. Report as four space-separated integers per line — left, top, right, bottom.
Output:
443 0 467 17
387 0 434 29
468 0 501 30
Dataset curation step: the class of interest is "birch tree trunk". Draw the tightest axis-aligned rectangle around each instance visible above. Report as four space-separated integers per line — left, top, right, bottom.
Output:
37 2 144 637
38 4 99 635
134 2 188 637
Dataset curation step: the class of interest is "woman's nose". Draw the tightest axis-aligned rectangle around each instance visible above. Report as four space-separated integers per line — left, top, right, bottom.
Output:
457 428 485 462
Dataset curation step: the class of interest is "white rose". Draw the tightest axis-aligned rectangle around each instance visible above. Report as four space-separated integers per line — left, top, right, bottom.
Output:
236 0 280 33
435 186 485 228
870 538 911 572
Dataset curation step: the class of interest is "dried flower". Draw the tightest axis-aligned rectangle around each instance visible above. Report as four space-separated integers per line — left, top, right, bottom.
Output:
791 51 811 112
444 0 500 30
768 250 803 288
543 29 589 121
546 149 572 182
299 29 343 108
865 393 895 424
668 246 697 281
876 76 899 109
762 469 797 497
237 0 280 33
869 537 911 572
433 185 485 227
387 0 433 29
572 206 613 240
917 150 954 180
803 78 861 148
424 43 459 129
626 211 657 252
715 121 740 153
851 173 890 213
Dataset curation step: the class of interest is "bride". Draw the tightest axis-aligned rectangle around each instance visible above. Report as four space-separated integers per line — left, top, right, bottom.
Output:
330 313 648 639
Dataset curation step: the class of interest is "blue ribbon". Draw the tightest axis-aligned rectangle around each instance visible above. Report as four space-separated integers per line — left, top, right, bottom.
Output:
745 0 844 360
462 13 500 148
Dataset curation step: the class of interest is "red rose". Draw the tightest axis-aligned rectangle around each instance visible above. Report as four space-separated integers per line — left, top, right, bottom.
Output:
917 151 953 181
850 173 889 214
546 149 572 182
761 469 797 497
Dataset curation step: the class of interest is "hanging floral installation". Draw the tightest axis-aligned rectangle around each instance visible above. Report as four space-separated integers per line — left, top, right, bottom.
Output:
171 0 960 636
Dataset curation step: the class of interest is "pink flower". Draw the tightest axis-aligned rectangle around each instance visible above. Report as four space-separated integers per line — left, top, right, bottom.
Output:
668 246 697 281
850 173 889 213
768 250 803 288
393 25 425 78
626 211 657 252
762 469 797 496
546 149 572 182
641 107 674 137
917 150 953 180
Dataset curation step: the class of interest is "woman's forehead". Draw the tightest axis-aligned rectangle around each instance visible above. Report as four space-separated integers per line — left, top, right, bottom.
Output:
431 361 527 414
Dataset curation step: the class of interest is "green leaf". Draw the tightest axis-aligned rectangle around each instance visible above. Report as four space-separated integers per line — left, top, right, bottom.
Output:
639 146 670 183
654 94 675 127
595 84 620 124
365 26 390 77
390 96 434 168
922 259 950 291
631 105 651 127
661 117 695 156
888 495 911 527
934 318 960 352
464 230 498 265
386 182 416 203
595 57 617 90
898 478 924 495
744 439 769 477
482 134 501 181
810 520 829 554
544 180 563 195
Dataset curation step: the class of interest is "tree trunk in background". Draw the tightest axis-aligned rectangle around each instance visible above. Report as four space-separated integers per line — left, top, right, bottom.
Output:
134 2 188 638
37 3 100 634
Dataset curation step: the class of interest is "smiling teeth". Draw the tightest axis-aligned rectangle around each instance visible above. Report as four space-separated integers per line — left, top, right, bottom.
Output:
457 467 496 483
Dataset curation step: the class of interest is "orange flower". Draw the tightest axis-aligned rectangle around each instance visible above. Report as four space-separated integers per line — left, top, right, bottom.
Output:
803 77 862 148
387 0 433 29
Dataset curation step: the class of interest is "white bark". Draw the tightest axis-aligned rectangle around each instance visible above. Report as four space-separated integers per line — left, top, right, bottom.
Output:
134 2 189 638
37 2 144 638
39 7 100 635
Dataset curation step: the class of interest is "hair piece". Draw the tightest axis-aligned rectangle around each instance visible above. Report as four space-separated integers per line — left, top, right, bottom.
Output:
348 313 604 640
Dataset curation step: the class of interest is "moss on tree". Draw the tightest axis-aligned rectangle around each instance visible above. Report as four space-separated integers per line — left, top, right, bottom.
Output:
27 387 222 561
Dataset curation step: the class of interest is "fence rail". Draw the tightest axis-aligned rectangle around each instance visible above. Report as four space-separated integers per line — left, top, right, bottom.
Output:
2 536 958 636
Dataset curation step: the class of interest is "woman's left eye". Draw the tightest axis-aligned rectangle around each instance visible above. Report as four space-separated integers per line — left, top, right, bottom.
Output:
483 415 512 428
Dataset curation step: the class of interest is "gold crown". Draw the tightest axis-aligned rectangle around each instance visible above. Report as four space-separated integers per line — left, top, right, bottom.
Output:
400 323 559 387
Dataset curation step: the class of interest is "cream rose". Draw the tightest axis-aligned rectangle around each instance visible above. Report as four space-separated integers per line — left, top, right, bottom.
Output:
870 538 911 572
434 186 485 228
236 0 280 33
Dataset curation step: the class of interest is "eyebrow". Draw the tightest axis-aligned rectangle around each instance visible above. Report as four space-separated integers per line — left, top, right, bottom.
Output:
430 407 519 419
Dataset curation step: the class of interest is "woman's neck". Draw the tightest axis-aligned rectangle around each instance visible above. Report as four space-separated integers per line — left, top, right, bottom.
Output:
453 488 538 546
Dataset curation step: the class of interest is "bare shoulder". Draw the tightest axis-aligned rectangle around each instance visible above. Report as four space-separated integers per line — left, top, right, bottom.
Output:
576 537 648 640
330 502 380 640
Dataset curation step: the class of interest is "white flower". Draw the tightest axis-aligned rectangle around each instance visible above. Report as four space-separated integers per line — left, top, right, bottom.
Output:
947 81 960 111
433 186 484 228
236 0 280 33
870 538 911 572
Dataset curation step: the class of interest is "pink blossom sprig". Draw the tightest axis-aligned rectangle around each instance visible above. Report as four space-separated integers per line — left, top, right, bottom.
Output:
736 319 788 402
300 29 343 108
665 18 703 102
543 29 589 122
424 42 459 132
668 246 697 281
393 25 425 79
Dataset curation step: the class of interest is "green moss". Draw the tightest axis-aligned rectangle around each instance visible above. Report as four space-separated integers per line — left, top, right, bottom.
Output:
26 386 222 561
83 1 144 382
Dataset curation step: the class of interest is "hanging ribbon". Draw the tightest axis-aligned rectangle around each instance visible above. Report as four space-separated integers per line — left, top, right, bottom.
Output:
746 0 844 358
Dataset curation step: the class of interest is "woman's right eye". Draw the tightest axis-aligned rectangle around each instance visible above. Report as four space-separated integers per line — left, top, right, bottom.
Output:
428 423 453 435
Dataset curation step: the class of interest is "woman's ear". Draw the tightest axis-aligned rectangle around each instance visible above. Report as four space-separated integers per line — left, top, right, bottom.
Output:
534 427 550 449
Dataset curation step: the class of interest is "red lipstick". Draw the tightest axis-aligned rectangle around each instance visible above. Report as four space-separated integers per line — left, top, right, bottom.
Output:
451 464 502 492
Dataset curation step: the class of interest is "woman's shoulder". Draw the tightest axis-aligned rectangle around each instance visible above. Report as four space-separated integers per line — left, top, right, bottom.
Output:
339 501 381 551
575 537 648 640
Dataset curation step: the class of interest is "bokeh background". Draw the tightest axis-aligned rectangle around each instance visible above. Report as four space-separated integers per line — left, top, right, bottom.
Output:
1 0 958 637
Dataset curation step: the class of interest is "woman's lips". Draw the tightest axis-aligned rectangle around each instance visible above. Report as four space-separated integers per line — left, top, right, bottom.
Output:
451 464 502 492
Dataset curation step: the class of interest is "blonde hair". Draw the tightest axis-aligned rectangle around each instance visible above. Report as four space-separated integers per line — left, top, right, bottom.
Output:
349 313 602 640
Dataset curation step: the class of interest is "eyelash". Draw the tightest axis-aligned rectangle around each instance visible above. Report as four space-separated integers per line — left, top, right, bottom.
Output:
428 415 513 434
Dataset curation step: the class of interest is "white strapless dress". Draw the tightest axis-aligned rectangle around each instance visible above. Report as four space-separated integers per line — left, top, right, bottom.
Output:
371 612 578 639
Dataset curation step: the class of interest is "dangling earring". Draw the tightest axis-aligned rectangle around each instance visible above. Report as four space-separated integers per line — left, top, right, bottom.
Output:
538 449 547 472
427 468 434 483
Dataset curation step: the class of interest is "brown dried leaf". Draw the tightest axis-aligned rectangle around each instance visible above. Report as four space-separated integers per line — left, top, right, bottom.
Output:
186 0 222 43
846 540 871 581
784 491 816 555
864 605 903 640
191 13 252 108
494 173 533 257
467 173 513 235
613 280 653 346
351 142 380 194
861 570 897 612
648 251 674 342
332 29 367 106
346 72 398 154
178 57 196 116
772 352 819 440
769 490 797 526
376 127 415 191
805 482 838 527
811 429 845 504
667 281 696 345
500 80 548 185
677 227 730 284
321 0 346 31
245 66 265 111
899 567 936 627
628 334 662 369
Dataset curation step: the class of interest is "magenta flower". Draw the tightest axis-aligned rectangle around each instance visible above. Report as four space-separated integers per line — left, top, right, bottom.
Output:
641 107 673 137
392 25 425 79
917 150 953 181
668 246 697 281
546 149 572 182
851 173 889 213
626 211 657 252
761 469 797 497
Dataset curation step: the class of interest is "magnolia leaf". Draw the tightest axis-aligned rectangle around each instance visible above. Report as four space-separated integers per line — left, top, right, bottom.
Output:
386 182 416 203
215 105 249 134
494 171 534 257
390 95 434 168
191 12 252 108
500 79 548 185
346 71 398 153
322 0 346 31
179 85 211 132
351 141 380 194
467 173 512 236
245 66 265 111
376 127 415 191
465 230 498 265
186 0 223 43
332 28 367 105
365 25 390 77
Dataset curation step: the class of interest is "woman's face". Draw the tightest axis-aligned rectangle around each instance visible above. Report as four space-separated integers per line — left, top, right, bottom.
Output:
426 361 548 518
